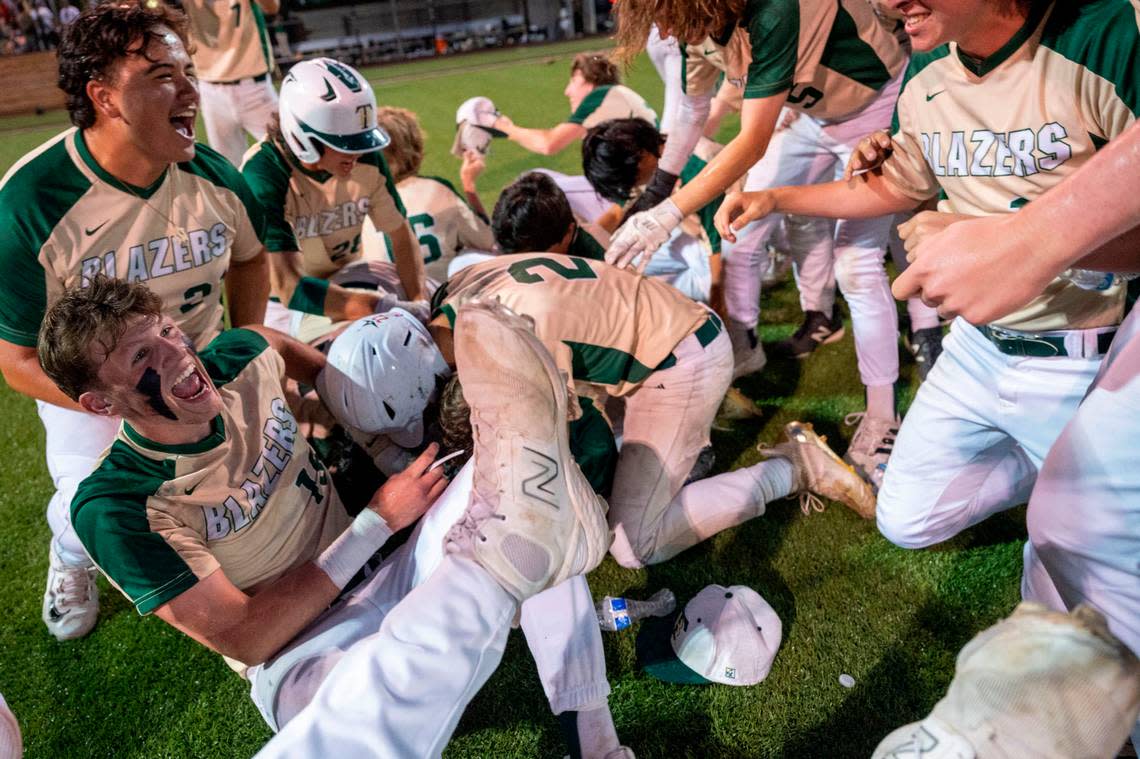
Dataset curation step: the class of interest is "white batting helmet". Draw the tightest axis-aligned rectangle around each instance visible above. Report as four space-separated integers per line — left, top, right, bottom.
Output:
280 58 390 164
451 96 506 157
322 309 450 447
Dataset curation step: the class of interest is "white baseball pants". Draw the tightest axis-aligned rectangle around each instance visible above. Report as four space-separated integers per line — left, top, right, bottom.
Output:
646 25 682 135
199 76 278 167
249 462 609 742
1020 304 1140 661
38 401 121 567
723 75 904 390
877 318 1104 548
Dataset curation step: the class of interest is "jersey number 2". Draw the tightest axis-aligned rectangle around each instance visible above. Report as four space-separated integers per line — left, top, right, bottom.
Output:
508 257 598 284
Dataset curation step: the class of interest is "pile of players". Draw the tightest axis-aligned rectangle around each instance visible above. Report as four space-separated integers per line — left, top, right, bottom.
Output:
0 0 1139 756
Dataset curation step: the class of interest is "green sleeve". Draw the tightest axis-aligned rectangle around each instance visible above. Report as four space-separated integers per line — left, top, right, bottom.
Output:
183 143 268 247
199 328 270 386
742 0 799 99
568 229 606 261
240 142 300 252
567 86 611 125
72 444 195 616
568 395 617 497
680 154 723 253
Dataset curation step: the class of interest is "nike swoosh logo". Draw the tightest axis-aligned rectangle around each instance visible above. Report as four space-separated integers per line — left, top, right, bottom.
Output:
320 78 336 102
183 476 208 496
925 90 945 101
85 220 109 236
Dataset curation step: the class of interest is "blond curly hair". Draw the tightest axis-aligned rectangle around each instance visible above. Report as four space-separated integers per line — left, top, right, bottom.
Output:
612 0 746 65
377 106 425 183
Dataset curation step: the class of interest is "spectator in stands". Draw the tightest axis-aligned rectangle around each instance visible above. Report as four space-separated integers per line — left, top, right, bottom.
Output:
31 0 56 48
57 0 79 27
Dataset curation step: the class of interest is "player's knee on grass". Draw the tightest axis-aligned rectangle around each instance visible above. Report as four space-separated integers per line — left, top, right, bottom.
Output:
492 173 576 254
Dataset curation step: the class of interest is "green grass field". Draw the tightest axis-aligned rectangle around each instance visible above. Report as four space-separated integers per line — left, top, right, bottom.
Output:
0 39 1025 758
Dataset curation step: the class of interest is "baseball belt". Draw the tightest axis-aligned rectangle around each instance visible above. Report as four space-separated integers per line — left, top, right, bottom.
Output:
980 324 1116 358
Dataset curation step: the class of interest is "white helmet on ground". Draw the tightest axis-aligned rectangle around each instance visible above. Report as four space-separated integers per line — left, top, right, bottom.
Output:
280 58 390 164
451 96 506 157
320 309 450 447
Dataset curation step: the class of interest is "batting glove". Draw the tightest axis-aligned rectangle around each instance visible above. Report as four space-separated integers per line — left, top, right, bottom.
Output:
606 199 683 272
375 293 432 324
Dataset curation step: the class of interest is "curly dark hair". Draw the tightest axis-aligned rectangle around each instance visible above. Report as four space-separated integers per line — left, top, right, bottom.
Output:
57 1 192 130
582 118 666 203
491 172 575 254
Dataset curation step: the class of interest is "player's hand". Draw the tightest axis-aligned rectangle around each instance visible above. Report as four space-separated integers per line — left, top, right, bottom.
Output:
621 167 679 220
606 199 682 272
843 130 893 182
714 190 776 244
460 149 485 190
897 211 976 259
367 443 449 531
492 114 514 133
892 213 1053 323
376 294 432 324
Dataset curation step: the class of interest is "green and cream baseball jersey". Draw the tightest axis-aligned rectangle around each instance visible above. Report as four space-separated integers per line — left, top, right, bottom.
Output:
241 139 407 282
361 174 494 282
0 129 266 350
182 0 274 83
435 253 709 399
683 0 906 122
72 330 351 625
567 84 659 129
881 0 1138 331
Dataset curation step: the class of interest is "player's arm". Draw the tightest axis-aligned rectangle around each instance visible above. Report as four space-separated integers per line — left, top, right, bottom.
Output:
246 324 327 386
365 153 427 303
493 118 585 156
154 446 447 666
0 340 83 409
458 149 490 222
253 0 279 15
269 249 383 322
225 248 270 327
385 220 428 303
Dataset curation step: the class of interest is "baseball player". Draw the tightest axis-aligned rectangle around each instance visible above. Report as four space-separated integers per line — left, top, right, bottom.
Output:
430 253 877 569
0 1 268 640
364 106 495 282
181 0 279 167
240 58 428 331
492 53 658 156
40 276 611 756
607 0 909 488
715 0 1138 584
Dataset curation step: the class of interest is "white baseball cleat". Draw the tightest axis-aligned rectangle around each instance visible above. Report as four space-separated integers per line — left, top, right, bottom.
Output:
872 603 1140 759
758 421 877 520
444 299 610 602
843 412 899 493
0 693 22 759
42 545 99 641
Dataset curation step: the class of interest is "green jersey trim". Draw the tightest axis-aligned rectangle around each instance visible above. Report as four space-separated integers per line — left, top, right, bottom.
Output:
680 154 723 253
569 228 606 261
201 328 270 386
957 2 1047 77
251 1 274 74
289 275 330 314
742 0 798 99
241 140 299 253
423 175 471 207
0 131 89 346
123 414 226 456
568 86 612 125
891 46 952 133
361 151 407 217
563 340 660 386
75 130 167 199
72 440 195 616
1039 0 1140 116
818 3 893 92
568 394 617 497
180 142 268 246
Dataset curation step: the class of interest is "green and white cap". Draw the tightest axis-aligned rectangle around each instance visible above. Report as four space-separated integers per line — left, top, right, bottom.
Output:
279 58 390 163
636 584 782 686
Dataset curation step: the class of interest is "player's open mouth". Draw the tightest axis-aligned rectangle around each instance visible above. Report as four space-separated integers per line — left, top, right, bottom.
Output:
904 12 931 33
170 112 196 141
170 364 209 401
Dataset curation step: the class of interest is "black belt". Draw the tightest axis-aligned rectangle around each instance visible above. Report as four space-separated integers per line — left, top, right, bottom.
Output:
980 324 1116 358
212 72 270 86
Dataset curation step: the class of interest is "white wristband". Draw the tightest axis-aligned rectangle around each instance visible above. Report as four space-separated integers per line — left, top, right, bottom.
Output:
314 508 393 590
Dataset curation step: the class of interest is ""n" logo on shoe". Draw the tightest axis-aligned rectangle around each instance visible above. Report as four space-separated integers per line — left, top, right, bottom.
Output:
521 447 559 507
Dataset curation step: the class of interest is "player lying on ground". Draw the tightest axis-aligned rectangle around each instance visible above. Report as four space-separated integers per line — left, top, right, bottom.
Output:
490 53 657 157
714 0 1138 588
367 106 495 281
429 252 876 568
608 0 910 491
240 57 428 330
38 276 611 755
0 0 269 641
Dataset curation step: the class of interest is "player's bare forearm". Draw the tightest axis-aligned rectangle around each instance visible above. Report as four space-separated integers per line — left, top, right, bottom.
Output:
156 564 341 667
270 251 379 321
1074 227 1140 273
0 341 83 409
502 122 583 155
226 251 270 327
670 94 783 216
247 325 327 386
772 173 918 219
388 222 427 301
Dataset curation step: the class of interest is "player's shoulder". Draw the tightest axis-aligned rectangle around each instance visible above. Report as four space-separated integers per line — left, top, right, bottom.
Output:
72 439 175 532
198 327 271 388
180 141 254 197
1039 0 1139 75
569 85 613 123
419 174 463 198
897 45 953 96
0 128 88 212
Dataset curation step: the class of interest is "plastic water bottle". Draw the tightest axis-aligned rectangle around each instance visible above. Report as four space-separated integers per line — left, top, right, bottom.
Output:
1065 268 1117 291
596 589 677 631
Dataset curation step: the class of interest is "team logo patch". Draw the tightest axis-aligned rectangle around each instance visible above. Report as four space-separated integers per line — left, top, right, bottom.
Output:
724 667 736 680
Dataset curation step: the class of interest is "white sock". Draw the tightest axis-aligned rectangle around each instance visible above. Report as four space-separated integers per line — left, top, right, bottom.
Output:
865 383 896 420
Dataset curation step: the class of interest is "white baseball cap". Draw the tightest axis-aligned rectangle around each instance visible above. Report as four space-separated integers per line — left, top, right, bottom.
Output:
636 584 782 686
451 96 506 157
872 602 1140 759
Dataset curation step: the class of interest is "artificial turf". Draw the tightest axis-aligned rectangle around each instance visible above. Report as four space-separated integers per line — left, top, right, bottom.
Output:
0 38 1024 758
